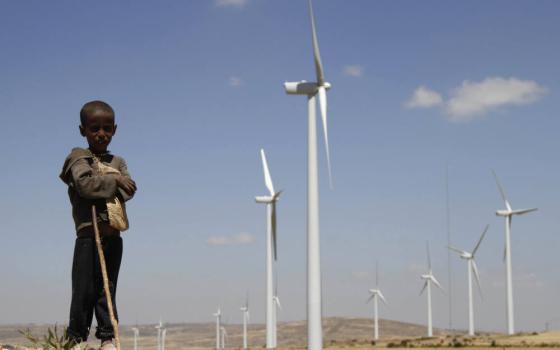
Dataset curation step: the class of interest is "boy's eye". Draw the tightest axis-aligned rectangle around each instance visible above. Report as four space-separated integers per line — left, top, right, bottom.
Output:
89 125 100 132
103 126 114 133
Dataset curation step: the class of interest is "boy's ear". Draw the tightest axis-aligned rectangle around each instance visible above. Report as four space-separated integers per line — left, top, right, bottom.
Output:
113 124 117 136
79 125 86 137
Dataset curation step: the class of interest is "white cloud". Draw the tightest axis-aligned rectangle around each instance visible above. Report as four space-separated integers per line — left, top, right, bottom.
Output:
445 77 547 121
206 233 255 246
405 77 547 122
215 0 248 8
228 76 244 87
343 65 364 78
405 86 443 109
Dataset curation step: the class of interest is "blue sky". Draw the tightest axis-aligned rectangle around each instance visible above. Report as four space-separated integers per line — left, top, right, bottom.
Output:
1 0 559 334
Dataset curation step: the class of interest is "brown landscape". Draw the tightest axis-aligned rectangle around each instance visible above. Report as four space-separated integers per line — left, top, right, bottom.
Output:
1 317 559 350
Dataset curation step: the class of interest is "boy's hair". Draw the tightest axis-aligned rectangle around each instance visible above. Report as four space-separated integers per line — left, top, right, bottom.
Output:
80 100 115 126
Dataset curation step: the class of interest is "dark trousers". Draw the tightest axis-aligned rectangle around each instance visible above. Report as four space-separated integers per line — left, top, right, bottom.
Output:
67 235 123 342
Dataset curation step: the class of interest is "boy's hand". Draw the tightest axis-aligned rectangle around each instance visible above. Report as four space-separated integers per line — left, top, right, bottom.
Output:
116 176 137 196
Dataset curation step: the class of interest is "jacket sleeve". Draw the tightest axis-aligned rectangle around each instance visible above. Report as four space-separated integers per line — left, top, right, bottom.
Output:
70 158 119 199
117 157 135 202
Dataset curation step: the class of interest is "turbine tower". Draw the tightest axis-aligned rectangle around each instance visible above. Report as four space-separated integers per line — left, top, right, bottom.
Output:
213 308 222 350
283 1 332 349
367 262 387 340
420 242 444 337
493 171 537 335
448 224 489 336
241 294 250 350
161 328 167 350
131 327 139 350
255 149 282 349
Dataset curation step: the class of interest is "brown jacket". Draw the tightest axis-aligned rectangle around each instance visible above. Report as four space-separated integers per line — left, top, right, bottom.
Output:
60 147 134 233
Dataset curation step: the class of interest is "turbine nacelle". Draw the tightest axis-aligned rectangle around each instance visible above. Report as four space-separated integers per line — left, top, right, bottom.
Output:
255 192 282 204
284 81 331 96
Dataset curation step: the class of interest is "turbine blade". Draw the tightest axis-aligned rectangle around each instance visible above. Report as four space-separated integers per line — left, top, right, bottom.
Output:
511 208 538 215
317 86 333 189
431 276 445 292
378 291 388 305
272 202 278 260
472 260 484 301
472 224 489 256
419 281 428 296
492 170 512 211
366 293 375 303
274 297 282 310
447 245 466 255
375 261 379 288
309 0 324 85
260 149 275 196
503 245 507 263
426 242 432 271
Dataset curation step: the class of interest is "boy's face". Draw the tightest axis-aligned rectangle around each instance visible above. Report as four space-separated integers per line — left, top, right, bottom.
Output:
79 108 117 154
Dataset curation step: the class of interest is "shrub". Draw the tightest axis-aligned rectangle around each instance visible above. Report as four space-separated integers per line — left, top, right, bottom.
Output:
19 325 80 350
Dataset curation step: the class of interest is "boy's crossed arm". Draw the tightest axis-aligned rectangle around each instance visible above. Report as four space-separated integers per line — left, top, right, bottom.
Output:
70 158 136 200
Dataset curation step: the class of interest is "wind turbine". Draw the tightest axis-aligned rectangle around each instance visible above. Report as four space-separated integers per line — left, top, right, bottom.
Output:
448 224 489 336
213 308 222 350
272 273 282 348
241 294 250 350
255 149 282 349
131 327 139 350
155 319 163 350
493 171 538 335
220 326 228 349
283 1 332 349
420 242 444 337
367 262 387 340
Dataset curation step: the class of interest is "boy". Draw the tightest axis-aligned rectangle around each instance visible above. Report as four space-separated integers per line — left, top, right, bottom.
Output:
60 100 137 350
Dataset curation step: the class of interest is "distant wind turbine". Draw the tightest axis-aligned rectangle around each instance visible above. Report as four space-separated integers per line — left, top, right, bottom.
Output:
367 262 387 340
283 1 333 349
155 319 163 350
448 224 489 336
241 294 250 350
220 326 228 349
493 171 538 335
255 149 282 349
213 308 222 350
131 327 139 350
420 242 444 337
272 272 282 348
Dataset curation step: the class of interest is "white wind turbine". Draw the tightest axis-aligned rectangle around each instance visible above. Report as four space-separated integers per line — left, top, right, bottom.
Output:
213 308 222 350
220 326 228 349
283 1 332 349
367 262 387 340
131 327 139 350
255 149 282 349
493 171 538 335
272 273 282 348
241 294 250 350
448 224 489 336
420 242 444 337
155 319 163 350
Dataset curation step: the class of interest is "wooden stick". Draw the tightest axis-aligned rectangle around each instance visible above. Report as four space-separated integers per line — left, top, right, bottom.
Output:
92 205 122 350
